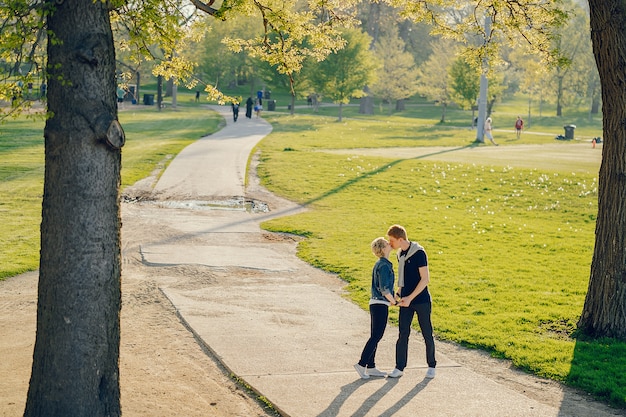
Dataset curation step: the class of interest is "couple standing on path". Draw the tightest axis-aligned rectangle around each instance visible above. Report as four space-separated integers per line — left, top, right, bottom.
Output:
354 224 437 381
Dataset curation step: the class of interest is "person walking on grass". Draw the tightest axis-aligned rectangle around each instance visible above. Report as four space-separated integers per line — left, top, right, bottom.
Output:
354 237 398 379
515 115 524 139
484 117 498 146
386 225 437 379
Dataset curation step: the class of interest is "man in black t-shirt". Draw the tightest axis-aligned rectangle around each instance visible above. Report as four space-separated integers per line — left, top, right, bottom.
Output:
386 224 437 379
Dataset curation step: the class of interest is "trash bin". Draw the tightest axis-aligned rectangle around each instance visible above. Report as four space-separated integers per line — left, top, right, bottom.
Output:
143 94 154 105
564 124 576 140
267 100 276 111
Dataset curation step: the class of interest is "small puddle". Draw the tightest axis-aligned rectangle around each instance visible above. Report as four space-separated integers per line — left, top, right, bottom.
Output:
126 198 270 213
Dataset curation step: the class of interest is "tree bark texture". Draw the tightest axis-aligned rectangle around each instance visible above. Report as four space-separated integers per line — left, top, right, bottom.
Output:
25 0 123 416
579 0 626 340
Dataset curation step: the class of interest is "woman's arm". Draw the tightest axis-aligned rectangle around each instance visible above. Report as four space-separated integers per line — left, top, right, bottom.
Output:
379 262 397 305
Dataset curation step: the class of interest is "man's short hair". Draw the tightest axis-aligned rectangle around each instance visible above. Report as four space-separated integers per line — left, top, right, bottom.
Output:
371 237 388 258
387 224 407 240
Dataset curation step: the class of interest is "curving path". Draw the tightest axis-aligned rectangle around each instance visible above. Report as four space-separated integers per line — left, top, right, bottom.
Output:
136 105 618 417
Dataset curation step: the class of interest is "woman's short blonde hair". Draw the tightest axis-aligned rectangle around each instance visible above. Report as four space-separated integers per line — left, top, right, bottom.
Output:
371 237 389 258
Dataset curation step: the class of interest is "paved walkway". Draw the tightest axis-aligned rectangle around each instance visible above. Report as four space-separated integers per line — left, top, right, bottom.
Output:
133 105 619 417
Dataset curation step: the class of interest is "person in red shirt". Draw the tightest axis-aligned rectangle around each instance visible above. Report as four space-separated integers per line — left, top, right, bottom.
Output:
515 116 524 139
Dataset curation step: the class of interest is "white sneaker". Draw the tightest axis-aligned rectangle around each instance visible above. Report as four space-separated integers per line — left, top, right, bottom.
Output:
366 368 387 377
354 363 369 379
426 367 436 379
387 368 404 378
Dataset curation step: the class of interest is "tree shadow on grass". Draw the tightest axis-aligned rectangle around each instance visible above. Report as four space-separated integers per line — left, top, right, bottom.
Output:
565 336 626 411
299 143 478 208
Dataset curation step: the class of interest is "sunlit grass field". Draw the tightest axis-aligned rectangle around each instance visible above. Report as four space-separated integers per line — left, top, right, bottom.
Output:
255 112 626 408
0 105 222 278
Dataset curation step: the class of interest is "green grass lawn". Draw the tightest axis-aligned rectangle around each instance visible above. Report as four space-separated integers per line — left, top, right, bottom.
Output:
255 112 625 408
0 104 222 278
0 116 45 278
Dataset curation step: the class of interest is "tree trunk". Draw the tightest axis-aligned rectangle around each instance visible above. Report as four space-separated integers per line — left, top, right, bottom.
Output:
590 74 601 116
359 86 374 114
135 70 141 104
591 97 600 115
172 81 178 109
578 0 626 340
556 76 564 117
487 97 496 119
364 2 381 46
157 75 163 110
166 77 173 97
24 0 123 415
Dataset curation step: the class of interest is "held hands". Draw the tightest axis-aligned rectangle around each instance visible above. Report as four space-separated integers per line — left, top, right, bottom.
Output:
397 298 410 307
393 293 410 307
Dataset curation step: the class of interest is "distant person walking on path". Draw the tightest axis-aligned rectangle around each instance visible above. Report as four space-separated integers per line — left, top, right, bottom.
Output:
195 90 200 102
354 237 398 379
231 102 240 122
386 225 437 379
484 117 498 146
245 97 253 119
515 116 524 139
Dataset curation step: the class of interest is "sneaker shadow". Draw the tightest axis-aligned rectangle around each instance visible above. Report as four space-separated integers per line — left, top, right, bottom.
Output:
377 377 432 417
316 378 402 417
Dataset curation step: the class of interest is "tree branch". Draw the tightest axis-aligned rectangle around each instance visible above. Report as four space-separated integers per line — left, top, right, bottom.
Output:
189 0 219 16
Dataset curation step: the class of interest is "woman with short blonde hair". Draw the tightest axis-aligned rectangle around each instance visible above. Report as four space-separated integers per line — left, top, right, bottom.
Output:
371 237 389 258
354 237 397 379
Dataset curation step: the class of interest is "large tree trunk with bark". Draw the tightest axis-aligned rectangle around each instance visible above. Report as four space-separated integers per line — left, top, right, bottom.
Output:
578 0 626 340
24 0 124 415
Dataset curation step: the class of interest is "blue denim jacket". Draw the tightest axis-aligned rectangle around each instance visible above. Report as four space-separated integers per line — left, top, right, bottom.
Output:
371 257 395 302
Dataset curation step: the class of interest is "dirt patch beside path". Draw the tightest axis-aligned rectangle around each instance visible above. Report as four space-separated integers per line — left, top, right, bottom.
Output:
0 171 280 417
